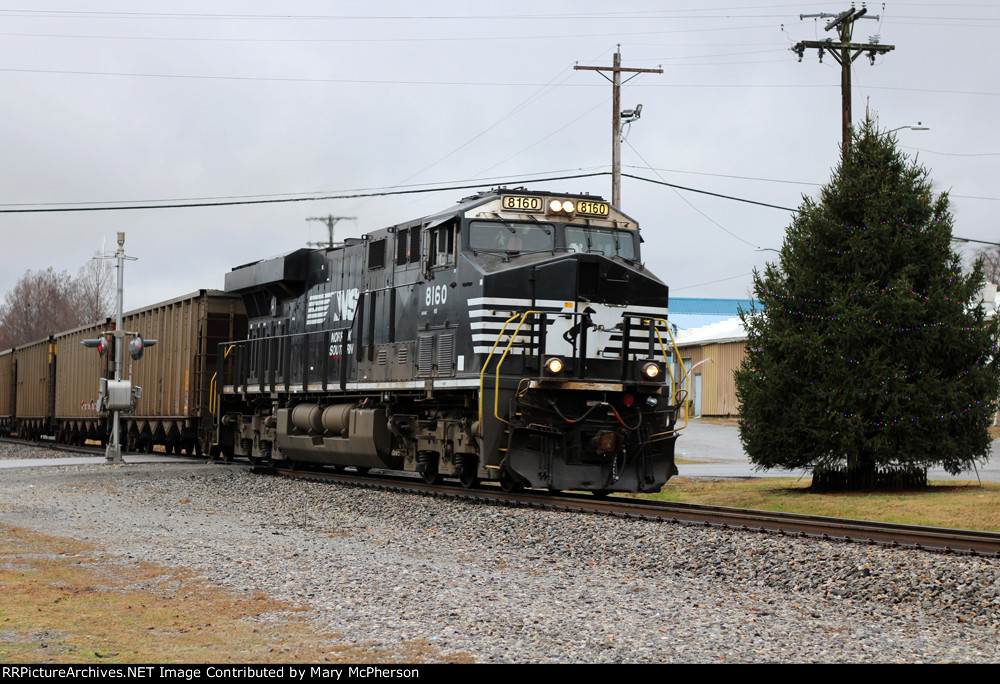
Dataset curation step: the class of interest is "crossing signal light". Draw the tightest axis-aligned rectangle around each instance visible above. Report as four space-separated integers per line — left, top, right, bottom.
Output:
129 335 157 360
81 336 109 355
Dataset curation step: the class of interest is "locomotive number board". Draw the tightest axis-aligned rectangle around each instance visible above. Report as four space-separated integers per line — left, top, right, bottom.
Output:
501 195 544 211
576 200 610 217
501 195 611 217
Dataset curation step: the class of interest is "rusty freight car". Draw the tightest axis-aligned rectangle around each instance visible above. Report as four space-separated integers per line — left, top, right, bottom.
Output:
53 320 111 445
117 289 247 455
3 289 246 455
13 336 55 440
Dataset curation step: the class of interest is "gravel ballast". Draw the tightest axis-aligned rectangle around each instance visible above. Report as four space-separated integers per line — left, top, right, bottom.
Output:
1 445 999 663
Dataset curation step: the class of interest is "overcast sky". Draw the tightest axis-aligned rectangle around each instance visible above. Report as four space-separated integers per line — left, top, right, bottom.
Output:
2 0 997 313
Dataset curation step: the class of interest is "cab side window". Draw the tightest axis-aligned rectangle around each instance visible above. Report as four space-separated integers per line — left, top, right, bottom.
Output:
430 221 456 269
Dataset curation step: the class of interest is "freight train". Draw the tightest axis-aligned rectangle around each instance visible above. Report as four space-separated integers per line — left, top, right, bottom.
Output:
0 188 687 493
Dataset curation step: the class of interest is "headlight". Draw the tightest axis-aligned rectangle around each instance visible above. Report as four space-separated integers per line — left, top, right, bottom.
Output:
544 357 564 375
641 362 660 380
547 199 575 214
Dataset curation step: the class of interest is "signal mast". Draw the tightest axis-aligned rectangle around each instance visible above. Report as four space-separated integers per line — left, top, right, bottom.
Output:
81 232 157 463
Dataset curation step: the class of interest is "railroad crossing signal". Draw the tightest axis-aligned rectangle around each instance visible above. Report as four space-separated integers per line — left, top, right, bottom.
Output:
81 334 110 355
82 331 157 360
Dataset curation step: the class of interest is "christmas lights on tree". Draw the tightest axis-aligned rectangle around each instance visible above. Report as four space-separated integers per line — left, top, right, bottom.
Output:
735 116 1000 488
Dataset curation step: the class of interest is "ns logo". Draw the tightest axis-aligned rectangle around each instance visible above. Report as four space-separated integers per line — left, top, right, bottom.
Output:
306 287 360 326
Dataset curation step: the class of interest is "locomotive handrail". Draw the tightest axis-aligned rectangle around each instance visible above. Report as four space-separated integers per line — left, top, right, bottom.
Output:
638 316 691 434
491 311 544 427
216 327 351 396
477 311 538 436
477 310 693 437
209 344 236 416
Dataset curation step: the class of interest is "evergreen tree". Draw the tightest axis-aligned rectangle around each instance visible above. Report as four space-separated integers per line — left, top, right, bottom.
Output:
735 117 1000 485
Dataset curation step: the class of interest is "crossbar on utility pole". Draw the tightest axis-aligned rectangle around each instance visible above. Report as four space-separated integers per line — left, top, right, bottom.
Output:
307 215 356 249
791 7 895 150
575 46 662 207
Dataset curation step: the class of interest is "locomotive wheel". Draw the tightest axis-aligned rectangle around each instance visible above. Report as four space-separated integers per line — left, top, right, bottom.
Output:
355 466 371 475
458 461 479 488
499 471 523 493
421 464 441 485
456 456 479 488
590 490 611 499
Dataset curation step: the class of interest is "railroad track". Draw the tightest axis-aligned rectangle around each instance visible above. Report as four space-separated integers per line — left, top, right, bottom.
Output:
266 465 1000 558
6 438 998 558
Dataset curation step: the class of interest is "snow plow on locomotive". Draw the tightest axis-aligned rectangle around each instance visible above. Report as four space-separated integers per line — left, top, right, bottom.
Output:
214 189 688 492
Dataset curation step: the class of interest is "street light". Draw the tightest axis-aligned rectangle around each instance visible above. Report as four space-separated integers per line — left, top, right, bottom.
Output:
888 122 929 133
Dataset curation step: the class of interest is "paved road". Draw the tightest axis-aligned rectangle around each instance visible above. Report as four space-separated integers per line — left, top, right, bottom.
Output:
676 419 1000 483
0 453 200 469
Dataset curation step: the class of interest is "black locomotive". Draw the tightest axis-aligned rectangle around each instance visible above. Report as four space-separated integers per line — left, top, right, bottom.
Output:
215 189 686 492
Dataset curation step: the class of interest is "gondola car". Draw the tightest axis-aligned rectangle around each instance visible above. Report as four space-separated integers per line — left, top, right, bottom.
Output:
215 188 687 492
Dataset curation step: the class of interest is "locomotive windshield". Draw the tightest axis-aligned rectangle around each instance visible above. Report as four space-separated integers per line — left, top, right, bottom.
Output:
469 221 554 253
565 226 637 260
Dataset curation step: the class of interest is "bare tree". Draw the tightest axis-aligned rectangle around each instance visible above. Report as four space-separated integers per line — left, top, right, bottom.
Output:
0 268 79 348
973 244 1000 285
73 253 115 324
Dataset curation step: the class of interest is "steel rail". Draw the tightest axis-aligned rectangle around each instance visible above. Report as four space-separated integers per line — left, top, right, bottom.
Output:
266 465 1000 558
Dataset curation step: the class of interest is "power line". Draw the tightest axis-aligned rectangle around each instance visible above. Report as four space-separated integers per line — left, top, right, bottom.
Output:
0 171 801 215
0 173 610 213
673 272 755 292
622 164 823 186
4 66 999 98
902 146 1000 157
622 173 799 212
0 30 792 45
4 168 995 254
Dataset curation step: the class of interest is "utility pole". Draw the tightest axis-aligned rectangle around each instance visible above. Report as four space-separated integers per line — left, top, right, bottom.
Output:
792 6 894 150
575 46 662 207
307 215 356 249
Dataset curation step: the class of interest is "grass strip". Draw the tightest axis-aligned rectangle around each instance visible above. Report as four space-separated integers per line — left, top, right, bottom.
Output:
644 477 1000 532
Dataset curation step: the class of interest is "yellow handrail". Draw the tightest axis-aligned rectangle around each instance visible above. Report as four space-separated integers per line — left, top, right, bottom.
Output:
492 311 542 425
477 311 539 435
475 311 692 436
208 344 236 416
639 316 691 435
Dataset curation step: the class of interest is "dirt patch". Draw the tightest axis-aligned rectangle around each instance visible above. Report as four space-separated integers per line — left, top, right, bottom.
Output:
0 525 473 664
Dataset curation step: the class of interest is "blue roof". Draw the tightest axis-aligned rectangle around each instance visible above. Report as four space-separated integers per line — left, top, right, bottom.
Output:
668 313 741 332
670 297 755 316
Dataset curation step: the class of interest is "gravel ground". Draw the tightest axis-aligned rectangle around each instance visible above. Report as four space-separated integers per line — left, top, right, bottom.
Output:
2 444 999 663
